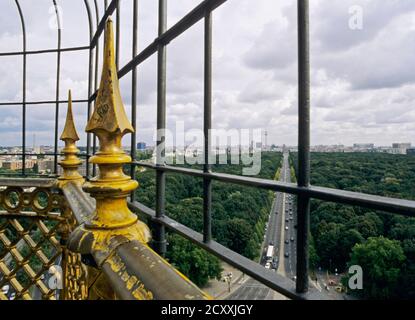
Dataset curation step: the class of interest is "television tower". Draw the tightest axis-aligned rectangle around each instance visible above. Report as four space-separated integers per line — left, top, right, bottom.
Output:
264 130 268 149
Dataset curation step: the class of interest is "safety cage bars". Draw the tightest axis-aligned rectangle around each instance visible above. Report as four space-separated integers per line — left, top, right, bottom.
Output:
0 0 414 300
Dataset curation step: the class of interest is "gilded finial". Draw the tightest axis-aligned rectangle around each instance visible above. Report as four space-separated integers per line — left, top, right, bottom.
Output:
57 90 84 187
85 18 133 136
80 19 150 244
61 90 80 141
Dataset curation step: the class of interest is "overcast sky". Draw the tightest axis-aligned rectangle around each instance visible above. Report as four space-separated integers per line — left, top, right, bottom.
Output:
0 0 414 147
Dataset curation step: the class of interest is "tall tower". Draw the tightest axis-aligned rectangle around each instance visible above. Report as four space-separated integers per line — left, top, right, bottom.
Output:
264 130 268 149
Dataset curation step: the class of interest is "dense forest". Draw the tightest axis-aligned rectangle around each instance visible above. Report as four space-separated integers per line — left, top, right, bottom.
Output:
291 152 415 299
134 152 282 286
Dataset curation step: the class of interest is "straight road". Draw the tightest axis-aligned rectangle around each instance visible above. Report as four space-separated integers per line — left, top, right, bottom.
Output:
227 151 292 300
280 152 297 280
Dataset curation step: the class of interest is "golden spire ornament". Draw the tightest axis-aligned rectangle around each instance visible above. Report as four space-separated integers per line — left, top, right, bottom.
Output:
57 90 84 187
81 19 150 241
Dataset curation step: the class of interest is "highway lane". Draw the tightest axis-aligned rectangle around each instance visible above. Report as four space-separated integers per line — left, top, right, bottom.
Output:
281 152 297 280
227 151 330 300
227 152 289 300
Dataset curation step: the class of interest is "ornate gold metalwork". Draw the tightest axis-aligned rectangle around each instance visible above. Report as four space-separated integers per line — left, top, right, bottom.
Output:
0 186 65 300
0 180 92 300
57 90 84 188
81 19 150 240
59 198 89 300
61 250 88 300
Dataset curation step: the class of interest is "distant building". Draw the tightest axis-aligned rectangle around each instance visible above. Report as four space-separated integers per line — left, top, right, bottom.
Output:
353 143 374 149
406 148 415 156
37 159 55 173
392 143 411 149
2 159 36 171
137 142 146 150
392 143 411 155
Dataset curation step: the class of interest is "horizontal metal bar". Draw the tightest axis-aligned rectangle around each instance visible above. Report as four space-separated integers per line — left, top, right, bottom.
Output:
0 45 90 57
0 210 63 221
0 173 59 178
0 99 88 106
0 153 87 157
61 181 95 225
117 42 158 79
134 162 415 217
128 201 327 300
90 0 118 48
0 177 56 188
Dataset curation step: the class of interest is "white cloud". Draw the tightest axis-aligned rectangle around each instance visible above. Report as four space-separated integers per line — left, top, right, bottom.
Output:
0 0 413 147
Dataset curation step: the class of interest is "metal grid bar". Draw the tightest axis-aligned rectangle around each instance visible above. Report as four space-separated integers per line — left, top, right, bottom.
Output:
15 0 26 177
132 162 415 218
53 0 62 175
92 0 100 177
130 0 138 202
296 0 310 293
203 9 213 243
0 45 90 57
0 99 89 106
84 0 93 179
115 0 120 69
153 0 167 257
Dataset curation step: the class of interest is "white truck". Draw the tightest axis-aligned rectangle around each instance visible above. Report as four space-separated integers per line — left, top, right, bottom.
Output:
266 245 274 262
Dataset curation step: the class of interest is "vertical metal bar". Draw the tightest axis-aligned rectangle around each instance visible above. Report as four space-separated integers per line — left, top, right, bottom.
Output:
203 9 212 243
130 0 138 201
92 0 100 177
53 0 62 175
115 0 120 69
15 0 26 177
84 0 94 179
154 0 167 256
296 0 310 294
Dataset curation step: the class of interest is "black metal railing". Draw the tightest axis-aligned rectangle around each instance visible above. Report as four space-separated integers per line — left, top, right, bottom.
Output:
1 0 415 300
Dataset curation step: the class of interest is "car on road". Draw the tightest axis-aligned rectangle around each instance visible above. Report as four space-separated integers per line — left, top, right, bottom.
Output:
265 262 271 269
285 226 288 230
273 257 279 264
285 218 289 222
285 239 289 244
272 262 278 269
284 252 289 258
289 216 293 220
290 237 294 242
269 241 274 246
